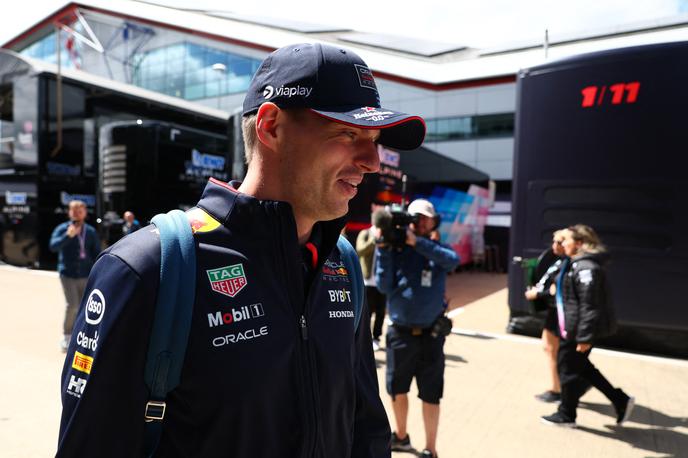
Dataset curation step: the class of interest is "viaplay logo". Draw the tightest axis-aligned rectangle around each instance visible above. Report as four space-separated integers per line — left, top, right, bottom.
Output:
263 84 313 100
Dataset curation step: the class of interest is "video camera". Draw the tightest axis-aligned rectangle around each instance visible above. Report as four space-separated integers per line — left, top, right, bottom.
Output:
373 206 418 249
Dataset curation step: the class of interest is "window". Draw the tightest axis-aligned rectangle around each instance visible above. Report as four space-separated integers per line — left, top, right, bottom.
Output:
426 112 514 141
133 42 262 101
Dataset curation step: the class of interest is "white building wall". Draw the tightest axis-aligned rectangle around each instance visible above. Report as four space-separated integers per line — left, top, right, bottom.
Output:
377 79 517 181
64 11 521 181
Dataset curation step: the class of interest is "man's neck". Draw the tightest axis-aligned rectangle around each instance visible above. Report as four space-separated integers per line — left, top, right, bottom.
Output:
238 168 314 245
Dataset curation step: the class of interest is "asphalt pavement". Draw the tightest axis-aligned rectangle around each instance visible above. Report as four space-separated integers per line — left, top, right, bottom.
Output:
0 266 686 457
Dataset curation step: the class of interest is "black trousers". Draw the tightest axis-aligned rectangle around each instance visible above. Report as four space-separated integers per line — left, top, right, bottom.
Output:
365 286 386 340
557 338 623 420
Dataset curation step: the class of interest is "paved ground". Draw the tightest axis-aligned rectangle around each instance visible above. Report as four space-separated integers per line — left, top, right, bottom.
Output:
0 266 686 457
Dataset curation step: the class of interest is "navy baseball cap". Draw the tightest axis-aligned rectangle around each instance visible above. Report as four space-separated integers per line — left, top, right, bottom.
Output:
242 43 426 150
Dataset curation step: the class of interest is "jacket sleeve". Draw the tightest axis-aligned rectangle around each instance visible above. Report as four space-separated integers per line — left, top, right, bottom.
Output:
57 251 158 457
574 264 603 343
49 223 71 253
534 259 562 299
351 288 392 457
374 247 396 295
88 227 102 261
413 238 460 272
356 229 376 258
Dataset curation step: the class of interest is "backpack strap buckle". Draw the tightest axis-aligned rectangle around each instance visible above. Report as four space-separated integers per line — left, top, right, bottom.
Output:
144 400 166 422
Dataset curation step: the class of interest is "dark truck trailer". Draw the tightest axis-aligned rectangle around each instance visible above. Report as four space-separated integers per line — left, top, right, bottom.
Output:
508 41 688 358
0 50 230 268
98 120 232 245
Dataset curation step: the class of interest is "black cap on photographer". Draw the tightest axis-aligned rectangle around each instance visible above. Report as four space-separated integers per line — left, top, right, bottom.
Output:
242 43 426 151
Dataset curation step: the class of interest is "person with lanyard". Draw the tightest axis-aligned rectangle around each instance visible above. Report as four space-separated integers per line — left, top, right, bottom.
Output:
56 42 426 457
49 200 101 352
525 229 568 403
375 199 459 458
540 225 635 428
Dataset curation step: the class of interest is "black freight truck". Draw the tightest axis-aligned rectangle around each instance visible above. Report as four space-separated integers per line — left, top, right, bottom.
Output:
508 41 688 357
0 50 230 268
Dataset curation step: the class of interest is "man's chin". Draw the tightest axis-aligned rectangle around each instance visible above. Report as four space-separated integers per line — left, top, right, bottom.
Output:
317 202 350 222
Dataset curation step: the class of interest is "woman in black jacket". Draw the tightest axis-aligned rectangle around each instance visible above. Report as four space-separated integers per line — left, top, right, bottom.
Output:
525 230 567 403
540 225 635 428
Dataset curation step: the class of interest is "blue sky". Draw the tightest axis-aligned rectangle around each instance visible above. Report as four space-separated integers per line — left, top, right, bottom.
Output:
2 0 686 48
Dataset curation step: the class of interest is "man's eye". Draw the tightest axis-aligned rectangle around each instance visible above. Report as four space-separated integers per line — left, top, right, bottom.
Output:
342 131 356 139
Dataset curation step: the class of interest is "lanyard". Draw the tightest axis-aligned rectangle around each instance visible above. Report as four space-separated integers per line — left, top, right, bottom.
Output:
77 225 86 259
555 258 570 338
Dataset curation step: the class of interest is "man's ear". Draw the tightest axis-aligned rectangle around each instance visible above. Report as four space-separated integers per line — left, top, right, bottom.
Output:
255 102 281 151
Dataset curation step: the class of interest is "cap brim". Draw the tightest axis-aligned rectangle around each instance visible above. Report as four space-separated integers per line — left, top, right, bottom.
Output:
310 107 426 150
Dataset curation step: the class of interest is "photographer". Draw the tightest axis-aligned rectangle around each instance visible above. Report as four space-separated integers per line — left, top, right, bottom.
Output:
375 199 459 458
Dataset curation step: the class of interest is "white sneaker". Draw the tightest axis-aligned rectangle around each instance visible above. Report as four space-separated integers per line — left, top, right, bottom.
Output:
60 335 71 353
372 339 381 352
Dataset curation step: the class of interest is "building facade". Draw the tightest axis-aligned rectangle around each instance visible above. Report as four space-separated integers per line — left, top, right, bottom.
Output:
5 0 688 186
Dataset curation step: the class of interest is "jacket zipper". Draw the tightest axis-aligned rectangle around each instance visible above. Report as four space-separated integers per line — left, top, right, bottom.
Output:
275 204 320 458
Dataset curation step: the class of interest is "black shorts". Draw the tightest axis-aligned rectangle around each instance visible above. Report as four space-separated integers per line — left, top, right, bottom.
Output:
385 325 445 404
543 307 559 335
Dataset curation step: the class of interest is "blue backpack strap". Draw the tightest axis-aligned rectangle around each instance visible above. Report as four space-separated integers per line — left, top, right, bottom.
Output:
143 209 196 457
337 235 364 333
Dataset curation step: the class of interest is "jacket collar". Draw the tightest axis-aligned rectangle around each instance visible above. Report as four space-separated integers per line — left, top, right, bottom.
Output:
196 178 346 262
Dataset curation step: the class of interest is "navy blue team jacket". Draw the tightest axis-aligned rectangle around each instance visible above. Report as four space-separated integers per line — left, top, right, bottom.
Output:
57 178 391 457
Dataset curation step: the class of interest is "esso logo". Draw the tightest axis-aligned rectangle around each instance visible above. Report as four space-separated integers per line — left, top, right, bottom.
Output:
84 289 106 325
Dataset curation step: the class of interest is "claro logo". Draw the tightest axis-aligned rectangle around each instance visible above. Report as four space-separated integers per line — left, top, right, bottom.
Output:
84 289 106 325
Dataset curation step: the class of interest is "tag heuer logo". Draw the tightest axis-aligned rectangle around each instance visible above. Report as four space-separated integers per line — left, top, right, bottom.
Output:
207 264 247 297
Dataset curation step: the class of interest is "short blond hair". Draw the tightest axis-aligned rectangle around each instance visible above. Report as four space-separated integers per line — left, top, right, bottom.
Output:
241 109 309 166
241 115 257 165
552 229 567 242
68 200 86 210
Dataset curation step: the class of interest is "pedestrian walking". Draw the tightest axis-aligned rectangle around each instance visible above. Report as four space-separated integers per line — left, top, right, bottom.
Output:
525 229 567 403
121 210 141 237
541 224 635 428
49 200 100 351
357 207 387 351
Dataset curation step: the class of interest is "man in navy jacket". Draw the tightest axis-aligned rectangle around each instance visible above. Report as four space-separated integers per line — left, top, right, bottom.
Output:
49 200 101 351
375 199 459 458
57 43 426 457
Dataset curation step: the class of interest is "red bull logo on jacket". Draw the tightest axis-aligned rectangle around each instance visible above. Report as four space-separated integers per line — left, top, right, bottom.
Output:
322 259 350 282
207 263 247 297
187 207 221 234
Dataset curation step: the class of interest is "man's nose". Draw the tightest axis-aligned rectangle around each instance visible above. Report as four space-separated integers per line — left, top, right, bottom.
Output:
356 139 380 173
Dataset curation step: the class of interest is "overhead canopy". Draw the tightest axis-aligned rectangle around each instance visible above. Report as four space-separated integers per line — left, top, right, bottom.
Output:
396 145 490 183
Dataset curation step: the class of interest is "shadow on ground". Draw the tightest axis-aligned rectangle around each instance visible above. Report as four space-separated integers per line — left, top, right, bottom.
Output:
576 424 688 458
579 401 688 429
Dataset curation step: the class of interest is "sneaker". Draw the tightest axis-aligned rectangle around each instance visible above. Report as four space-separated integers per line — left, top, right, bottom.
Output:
540 412 577 428
60 335 70 353
615 393 635 425
390 432 412 451
372 339 381 352
420 449 438 458
534 390 561 403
